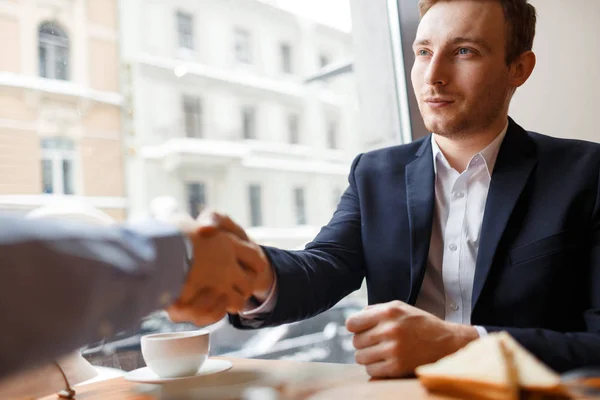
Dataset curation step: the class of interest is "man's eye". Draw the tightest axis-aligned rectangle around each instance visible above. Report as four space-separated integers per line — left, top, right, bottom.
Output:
417 49 430 56
458 48 472 55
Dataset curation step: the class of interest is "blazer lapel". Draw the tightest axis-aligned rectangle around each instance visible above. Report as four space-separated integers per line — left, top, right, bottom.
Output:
472 118 537 309
405 138 436 304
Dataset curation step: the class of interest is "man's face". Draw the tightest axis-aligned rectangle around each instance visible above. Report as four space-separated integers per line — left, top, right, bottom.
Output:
411 0 513 138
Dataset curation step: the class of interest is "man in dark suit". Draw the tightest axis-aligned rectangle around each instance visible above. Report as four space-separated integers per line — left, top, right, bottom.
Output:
204 0 600 377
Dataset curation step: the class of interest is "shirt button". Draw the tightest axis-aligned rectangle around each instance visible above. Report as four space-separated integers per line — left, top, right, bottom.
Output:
450 303 459 312
449 244 458 252
455 192 465 199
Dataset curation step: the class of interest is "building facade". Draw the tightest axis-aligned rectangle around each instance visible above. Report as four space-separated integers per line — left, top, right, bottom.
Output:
0 0 126 219
121 0 360 249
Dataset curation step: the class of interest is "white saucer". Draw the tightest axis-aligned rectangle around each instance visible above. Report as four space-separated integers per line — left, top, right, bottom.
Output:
125 359 233 384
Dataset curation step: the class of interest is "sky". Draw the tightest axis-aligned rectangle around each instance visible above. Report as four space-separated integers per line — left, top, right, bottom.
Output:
259 0 353 32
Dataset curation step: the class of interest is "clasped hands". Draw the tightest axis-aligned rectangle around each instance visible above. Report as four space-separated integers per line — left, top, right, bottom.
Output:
165 212 273 327
164 211 480 379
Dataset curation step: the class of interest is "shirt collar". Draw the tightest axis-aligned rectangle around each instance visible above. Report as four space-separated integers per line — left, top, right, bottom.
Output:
431 121 509 176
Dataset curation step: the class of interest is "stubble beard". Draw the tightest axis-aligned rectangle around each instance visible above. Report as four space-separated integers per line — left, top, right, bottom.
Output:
421 85 510 140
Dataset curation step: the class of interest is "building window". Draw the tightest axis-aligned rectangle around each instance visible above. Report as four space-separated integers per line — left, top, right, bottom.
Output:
38 22 69 80
183 96 202 138
280 43 292 73
319 54 330 68
234 28 252 64
186 182 206 218
288 114 300 144
41 137 76 195
294 187 306 225
248 184 262 227
242 106 256 139
327 121 338 149
176 11 194 50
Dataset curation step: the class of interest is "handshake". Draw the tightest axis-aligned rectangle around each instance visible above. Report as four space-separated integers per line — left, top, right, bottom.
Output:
165 211 275 326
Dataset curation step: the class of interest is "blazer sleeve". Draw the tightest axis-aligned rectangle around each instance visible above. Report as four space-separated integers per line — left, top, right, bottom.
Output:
0 215 188 379
230 154 367 329
484 166 600 373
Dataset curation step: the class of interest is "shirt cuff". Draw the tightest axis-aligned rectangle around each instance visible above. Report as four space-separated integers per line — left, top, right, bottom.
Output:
239 275 278 318
474 325 488 337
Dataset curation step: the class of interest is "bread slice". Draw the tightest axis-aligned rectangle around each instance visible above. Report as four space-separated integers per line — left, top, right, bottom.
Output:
416 334 520 400
497 332 561 392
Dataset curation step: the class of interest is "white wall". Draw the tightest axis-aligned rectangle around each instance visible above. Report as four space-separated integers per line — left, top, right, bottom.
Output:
510 0 600 143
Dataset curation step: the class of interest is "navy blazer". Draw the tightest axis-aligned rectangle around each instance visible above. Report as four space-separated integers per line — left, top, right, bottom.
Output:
231 117 600 372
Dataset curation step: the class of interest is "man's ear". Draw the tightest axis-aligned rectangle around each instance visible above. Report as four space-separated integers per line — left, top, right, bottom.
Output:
509 50 536 88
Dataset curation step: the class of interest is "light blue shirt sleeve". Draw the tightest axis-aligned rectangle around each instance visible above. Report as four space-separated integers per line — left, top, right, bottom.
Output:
0 215 189 379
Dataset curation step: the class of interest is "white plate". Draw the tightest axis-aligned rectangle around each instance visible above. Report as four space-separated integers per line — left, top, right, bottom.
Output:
125 359 233 384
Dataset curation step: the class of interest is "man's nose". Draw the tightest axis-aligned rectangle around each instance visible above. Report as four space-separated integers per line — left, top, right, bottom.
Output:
423 54 448 86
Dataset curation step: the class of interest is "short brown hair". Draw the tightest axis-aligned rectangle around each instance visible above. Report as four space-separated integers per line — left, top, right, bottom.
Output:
418 0 537 64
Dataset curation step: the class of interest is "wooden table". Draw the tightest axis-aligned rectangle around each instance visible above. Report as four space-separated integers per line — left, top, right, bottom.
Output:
38 357 450 400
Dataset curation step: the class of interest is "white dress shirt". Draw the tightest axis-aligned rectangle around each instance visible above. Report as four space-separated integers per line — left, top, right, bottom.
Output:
242 123 509 333
416 123 508 334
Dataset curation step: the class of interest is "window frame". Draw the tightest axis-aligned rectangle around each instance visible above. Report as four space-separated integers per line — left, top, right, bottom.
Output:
38 22 69 80
234 27 252 64
242 106 257 140
280 42 293 74
293 187 307 225
186 182 206 218
176 10 195 50
327 120 339 149
41 137 76 195
248 184 263 227
182 95 203 138
288 113 300 144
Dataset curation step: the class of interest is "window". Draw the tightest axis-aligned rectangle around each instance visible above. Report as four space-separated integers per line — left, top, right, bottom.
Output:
234 28 252 63
183 96 202 138
41 137 76 195
186 182 206 218
319 54 330 68
38 22 69 80
288 114 300 144
242 106 256 139
294 187 306 225
280 43 292 73
176 11 194 50
248 184 262 227
327 120 338 149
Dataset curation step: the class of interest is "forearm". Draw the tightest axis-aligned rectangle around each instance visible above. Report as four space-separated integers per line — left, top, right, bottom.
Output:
484 326 600 372
231 244 364 329
0 217 188 378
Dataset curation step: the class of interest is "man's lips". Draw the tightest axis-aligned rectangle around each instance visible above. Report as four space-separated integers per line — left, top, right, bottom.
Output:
425 98 454 109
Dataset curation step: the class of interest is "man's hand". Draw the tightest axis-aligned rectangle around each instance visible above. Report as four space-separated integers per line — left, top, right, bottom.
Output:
195 211 274 301
165 215 266 326
346 300 479 378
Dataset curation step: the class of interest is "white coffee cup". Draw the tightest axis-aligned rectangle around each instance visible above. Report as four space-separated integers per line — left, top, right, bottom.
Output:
141 331 210 379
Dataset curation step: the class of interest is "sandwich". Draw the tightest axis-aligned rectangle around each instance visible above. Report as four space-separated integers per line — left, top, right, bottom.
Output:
415 332 566 400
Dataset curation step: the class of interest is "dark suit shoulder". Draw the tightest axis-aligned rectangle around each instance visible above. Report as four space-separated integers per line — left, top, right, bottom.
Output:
352 135 430 174
526 131 600 164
